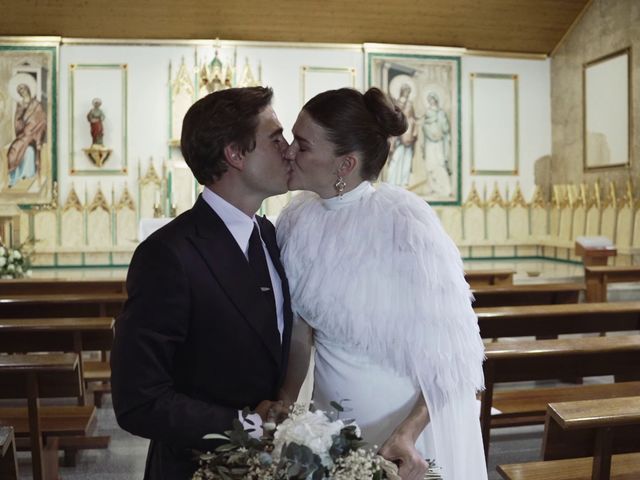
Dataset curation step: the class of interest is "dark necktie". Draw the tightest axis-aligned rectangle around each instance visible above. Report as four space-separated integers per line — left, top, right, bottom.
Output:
247 223 278 332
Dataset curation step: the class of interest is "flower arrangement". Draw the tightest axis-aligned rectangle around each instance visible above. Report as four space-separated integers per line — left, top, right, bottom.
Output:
192 403 442 480
0 242 32 279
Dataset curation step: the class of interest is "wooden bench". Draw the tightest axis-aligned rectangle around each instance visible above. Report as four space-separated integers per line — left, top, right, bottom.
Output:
0 426 18 480
585 266 640 302
498 397 640 480
0 317 115 407
465 269 515 287
0 353 86 480
497 453 640 480
0 279 126 296
481 335 640 460
472 282 583 308
476 302 640 339
0 293 126 318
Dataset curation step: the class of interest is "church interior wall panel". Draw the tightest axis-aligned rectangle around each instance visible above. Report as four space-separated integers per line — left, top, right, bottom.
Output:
600 206 617 242
507 206 529 241
551 0 639 187
461 56 551 200
585 206 601 236
33 210 57 248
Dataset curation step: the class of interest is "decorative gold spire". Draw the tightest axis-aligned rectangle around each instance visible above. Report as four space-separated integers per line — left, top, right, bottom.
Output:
239 57 259 87
530 185 547 208
509 182 528 208
602 181 617 209
172 57 195 98
117 184 137 211
488 182 506 207
63 184 83 212
140 159 162 186
463 182 484 208
89 185 110 213
592 179 602 210
619 178 634 208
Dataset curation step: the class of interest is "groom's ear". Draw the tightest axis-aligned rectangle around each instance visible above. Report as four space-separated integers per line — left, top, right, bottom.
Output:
224 144 244 171
337 154 358 177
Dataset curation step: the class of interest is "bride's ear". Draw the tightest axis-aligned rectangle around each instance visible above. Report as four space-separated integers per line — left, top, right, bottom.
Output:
337 154 358 177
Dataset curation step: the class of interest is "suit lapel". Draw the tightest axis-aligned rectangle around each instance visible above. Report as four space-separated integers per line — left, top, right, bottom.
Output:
187 197 281 366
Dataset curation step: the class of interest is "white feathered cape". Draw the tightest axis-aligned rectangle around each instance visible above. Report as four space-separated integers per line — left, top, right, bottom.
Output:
276 182 487 479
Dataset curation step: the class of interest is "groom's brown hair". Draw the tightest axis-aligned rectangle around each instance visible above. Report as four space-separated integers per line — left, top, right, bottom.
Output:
181 86 273 185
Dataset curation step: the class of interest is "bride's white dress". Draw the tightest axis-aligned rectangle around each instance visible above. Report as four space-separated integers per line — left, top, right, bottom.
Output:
276 181 487 479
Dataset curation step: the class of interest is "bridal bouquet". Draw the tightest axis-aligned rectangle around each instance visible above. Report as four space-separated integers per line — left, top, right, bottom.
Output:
192 403 442 480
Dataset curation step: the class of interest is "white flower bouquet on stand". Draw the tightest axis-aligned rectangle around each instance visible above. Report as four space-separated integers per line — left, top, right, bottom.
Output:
0 242 32 279
192 403 442 480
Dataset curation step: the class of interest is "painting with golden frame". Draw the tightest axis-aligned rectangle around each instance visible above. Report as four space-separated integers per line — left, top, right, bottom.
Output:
583 48 631 170
366 49 461 206
0 42 58 206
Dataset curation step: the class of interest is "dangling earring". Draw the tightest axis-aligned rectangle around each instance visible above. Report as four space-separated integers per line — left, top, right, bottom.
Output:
334 176 346 197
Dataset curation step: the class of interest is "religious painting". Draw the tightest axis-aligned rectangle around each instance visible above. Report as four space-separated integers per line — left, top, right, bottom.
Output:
0 43 58 206
367 50 461 205
583 48 631 170
69 63 128 175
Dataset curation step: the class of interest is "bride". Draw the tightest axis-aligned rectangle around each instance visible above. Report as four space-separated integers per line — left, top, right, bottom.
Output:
276 87 487 480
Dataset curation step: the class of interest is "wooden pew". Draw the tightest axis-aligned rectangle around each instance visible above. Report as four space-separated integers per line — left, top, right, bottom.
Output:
0 426 18 480
585 266 640 302
0 293 126 318
480 335 640 460
0 279 126 296
476 301 640 339
498 397 640 480
465 269 515 287
472 282 583 308
0 317 115 407
497 453 640 480
0 353 90 480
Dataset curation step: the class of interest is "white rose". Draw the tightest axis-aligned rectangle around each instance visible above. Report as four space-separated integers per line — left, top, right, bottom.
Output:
272 410 344 467
16 265 23 273
0 246 5 256
0 257 5 268
7 264 15 272
12 250 21 260
25 269 33 277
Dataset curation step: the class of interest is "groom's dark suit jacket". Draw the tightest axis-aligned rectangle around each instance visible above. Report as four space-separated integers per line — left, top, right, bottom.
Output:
111 195 292 480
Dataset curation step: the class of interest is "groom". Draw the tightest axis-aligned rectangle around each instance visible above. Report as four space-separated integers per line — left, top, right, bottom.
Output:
111 87 293 480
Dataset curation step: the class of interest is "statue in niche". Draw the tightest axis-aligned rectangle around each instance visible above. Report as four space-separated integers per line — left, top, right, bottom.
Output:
83 97 112 167
87 98 105 145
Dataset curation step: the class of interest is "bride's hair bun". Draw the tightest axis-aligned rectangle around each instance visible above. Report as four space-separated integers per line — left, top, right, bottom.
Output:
363 87 408 137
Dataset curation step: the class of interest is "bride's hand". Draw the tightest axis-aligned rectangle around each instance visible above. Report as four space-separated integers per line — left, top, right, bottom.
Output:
379 432 429 480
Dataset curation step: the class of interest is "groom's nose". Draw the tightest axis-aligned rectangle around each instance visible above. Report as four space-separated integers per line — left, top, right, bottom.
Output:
283 144 296 160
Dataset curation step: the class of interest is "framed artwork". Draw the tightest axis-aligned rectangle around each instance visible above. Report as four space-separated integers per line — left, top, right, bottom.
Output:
69 63 128 175
300 66 357 106
366 49 461 205
470 73 519 175
583 48 631 170
0 42 58 206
